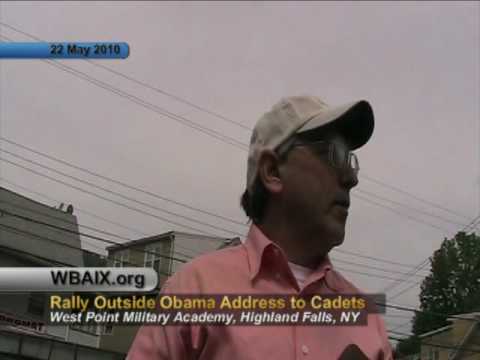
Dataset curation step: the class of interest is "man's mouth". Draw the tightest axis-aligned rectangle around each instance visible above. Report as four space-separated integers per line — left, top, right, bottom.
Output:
333 195 350 209
331 195 350 220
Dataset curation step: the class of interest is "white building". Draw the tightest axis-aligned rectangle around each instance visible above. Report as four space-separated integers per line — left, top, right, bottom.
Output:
0 186 123 359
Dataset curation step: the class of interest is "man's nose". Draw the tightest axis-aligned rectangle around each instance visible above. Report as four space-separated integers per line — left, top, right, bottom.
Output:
339 168 359 189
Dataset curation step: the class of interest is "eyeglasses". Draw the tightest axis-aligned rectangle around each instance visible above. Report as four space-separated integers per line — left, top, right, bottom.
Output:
290 140 360 174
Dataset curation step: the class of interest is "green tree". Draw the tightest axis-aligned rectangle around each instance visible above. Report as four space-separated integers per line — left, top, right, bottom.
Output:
395 335 421 358
395 231 480 356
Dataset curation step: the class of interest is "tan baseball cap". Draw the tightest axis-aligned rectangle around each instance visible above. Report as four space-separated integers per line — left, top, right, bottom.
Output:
246 96 374 193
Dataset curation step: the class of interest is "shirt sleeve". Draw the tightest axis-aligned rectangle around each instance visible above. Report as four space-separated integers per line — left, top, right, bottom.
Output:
375 314 394 360
126 319 184 360
126 280 199 360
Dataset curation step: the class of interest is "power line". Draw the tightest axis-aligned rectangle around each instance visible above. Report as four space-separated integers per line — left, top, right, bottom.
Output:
0 21 474 234
44 46 467 297
387 329 414 338
0 25 471 229
3 204 431 287
332 248 423 269
334 265 418 284
0 26 470 289
3 155 462 292
0 28 471 276
3 135 466 236
368 194 469 295
382 259 430 295
0 191 441 289
331 257 428 278
361 174 472 221
0 137 247 227
0 34 249 152
386 227 478 298
0 140 462 272
0 193 234 266
0 212 415 292
356 189 469 228
383 313 414 320
0 22 252 132
1 26 474 293
0 184 228 273
0 203 204 262
388 278 424 301
1 176 434 276
0 243 72 267
461 213 480 233
4 220 477 345
388 334 480 354
3 209 478 324
0 23 476 320
380 303 479 323
0 208 193 263
2 204 478 326
389 319 413 333
0 198 132 242
0 194 205 258
1 217 479 348
1 144 454 265
354 193 450 233
0 146 450 277
2 135 464 249
1 147 245 237
383 218 480 296
0 157 233 237
4 216 476 335
1 178 209 257
0 222 182 278
0 158 240 236
88 63 252 131
0 185 433 284
0 182 434 279
0 176 151 238
0 223 172 285
0 204 195 260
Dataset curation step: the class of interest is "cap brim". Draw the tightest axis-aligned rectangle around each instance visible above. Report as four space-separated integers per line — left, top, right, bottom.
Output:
297 100 374 150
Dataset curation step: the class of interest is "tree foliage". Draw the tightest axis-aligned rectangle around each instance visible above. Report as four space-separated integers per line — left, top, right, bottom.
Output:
395 231 480 356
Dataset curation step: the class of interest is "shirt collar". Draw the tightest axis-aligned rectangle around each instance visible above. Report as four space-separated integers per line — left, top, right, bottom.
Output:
244 224 334 284
244 224 276 281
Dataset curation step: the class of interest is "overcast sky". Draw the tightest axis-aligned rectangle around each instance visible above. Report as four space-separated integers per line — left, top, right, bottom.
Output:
0 1 478 335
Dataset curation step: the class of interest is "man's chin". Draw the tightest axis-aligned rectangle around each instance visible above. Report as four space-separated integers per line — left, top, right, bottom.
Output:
329 221 345 248
313 219 345 249
331 237 344 247
328 226 345 248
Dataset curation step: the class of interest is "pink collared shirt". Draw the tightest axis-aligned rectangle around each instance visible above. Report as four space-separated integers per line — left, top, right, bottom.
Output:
128 225 393 360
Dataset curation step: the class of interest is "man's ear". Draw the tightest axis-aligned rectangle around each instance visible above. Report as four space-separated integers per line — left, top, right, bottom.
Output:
257 150 283 194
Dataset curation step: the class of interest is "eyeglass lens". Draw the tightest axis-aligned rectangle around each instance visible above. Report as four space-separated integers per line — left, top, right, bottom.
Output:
330 144 359 172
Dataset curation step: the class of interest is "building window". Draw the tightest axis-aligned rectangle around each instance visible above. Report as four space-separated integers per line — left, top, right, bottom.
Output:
144 244 162 275
27 293 46 316
102 324 114 335
112 250 130 267
100 308 115 335
426 347 439 360
71 323 99 335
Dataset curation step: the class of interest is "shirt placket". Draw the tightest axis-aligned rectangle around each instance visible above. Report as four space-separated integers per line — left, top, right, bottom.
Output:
294 326 312 359
295 273 332 359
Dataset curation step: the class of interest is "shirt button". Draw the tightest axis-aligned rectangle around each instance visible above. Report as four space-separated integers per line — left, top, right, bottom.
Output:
275 272 281 280
302 345 309 355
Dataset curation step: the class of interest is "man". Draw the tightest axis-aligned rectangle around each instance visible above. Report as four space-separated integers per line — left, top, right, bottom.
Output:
128 96 393 359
